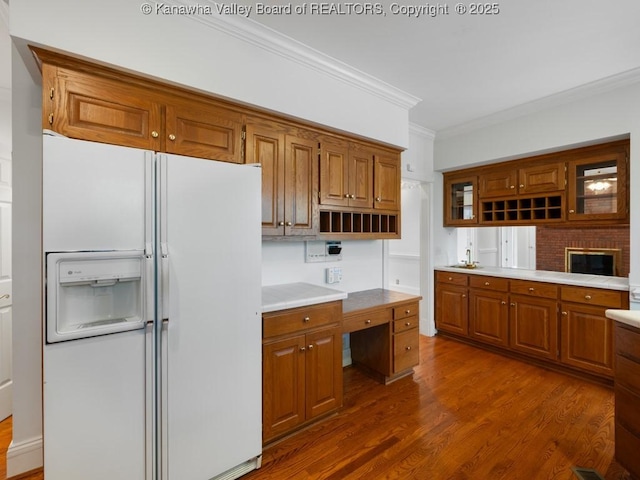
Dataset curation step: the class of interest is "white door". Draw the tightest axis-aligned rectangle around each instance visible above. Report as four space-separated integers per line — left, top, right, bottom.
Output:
0 154 12 421
161 155 262 479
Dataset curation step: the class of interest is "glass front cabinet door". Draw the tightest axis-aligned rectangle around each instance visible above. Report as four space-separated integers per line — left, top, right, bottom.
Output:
567 142 629 223
444 174 478 226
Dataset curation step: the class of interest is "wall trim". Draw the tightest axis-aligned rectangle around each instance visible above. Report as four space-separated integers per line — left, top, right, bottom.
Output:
409 123 436 140
437 68 640 139
167 0 421 110
6 436 43 478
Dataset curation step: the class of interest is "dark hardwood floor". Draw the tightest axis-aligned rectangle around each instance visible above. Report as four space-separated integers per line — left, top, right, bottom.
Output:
0 335 631 480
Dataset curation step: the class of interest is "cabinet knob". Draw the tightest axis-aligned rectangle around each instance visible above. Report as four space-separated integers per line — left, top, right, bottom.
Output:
584 295 592 300
510 185 515 189
365 319 372 324
351 194 356 199
303 316 310 323
519 184 524 188
344 193 350 198
448 277 453 281
484 281 490 286
510 302 516 307
569 209 575 213
286 221 292 226
561 311 568 316
308 344 314 350
528 287 534 292
405 309 411 314
151 130 159 138
405 322 411 326
168 134 176 141
405 346 411 351
278 221 285 226
299 347 306 352
501 301 507 305
376 197 381 202
462 294 467 298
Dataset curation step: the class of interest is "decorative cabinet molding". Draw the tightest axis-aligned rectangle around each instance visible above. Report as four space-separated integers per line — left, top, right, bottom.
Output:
443 139 629 227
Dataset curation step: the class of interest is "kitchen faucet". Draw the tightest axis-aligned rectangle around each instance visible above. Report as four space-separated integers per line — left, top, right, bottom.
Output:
465 248 472 266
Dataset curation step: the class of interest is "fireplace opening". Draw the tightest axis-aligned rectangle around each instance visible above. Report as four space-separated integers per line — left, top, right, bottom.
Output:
565 248 620 276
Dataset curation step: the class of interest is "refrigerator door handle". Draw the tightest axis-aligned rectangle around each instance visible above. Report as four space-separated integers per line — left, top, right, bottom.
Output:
145 252 155 323
160 242 169 322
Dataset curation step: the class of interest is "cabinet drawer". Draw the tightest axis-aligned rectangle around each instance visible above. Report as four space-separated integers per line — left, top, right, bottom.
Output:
510 280 558 299
393 302 419 320
616 323 640 361
393 329 419 373
616 385 640 437
616 354 640 395
394 316 418 334
263 301 342 338
343 308 390 333
615 421 640 479
560 286 624 308
469 275 509 292
436 271 468 286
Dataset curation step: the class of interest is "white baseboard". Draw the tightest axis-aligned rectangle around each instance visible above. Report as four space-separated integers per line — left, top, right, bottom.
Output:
342 347 352 367
7 436 43 478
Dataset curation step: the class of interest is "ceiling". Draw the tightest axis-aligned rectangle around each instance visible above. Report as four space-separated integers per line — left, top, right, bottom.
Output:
2 1 640 133
236 0 640 132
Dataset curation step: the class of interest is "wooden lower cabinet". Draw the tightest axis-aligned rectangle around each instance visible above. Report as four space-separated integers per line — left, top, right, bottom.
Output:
435 270 626 380
435 272 469 335
262 302 342 444
614 322 640 479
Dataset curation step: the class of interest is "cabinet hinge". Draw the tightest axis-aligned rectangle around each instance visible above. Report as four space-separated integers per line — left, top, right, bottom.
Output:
49 87 54 100
241 130 246 140
48 113 54 125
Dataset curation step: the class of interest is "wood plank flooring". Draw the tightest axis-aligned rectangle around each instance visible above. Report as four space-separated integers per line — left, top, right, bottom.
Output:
0 335 631 480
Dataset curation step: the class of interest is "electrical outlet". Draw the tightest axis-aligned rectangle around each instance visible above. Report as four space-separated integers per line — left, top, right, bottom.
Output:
326 267 343 284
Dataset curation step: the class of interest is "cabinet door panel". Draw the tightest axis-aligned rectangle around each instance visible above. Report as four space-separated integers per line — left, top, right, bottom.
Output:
435 285 468 335
47 65 162 151
373 152 400 211
518 162 565 194
560 303 613 377
349 149 374 208
262 336 306 442
469 290 509 347
319 140 349 207
305 326 343 420
510 295 558 360
479 170 517 198
285 135 318 236
246 124 286 235
165 103 243 163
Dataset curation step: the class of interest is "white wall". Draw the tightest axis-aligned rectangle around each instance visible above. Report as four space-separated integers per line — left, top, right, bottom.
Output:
434 81 640 292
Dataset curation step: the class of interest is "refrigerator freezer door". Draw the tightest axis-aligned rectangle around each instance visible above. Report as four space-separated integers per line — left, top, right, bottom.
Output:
43 329 146 480
42 134 149 252
160 155 262 480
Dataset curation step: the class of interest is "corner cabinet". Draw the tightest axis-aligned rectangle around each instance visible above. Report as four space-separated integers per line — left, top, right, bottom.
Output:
245 118 318 237
262 301 343 445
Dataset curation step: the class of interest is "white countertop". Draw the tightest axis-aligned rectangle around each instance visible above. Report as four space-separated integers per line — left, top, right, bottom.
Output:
605 309 640 329
262 282 348 313
435 265 629 291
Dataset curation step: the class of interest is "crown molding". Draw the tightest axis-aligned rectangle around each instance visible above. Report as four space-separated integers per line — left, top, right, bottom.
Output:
409 123 435 140
167 0 421 110
436 66 640 140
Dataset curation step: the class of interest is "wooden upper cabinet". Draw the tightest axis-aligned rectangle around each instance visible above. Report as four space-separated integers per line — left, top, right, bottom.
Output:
566 144 629 223
319 140 374 209
479 169 518 198
165 100 243 163
246 119 318 237
444 173 478 225
43 63 163 151
479 162 564 198
519 162 565 195
373 151 400 211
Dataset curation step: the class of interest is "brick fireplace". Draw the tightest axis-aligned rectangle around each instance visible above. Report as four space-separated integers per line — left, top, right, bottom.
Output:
536 226 630 277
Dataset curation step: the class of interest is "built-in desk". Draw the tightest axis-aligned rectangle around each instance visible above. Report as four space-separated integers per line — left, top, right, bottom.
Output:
343 289 422 384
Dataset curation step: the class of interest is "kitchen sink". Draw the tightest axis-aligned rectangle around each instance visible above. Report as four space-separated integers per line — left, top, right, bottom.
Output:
448 264 480 269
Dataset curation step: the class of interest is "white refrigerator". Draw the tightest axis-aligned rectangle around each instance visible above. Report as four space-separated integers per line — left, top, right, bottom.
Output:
42 132 263 480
